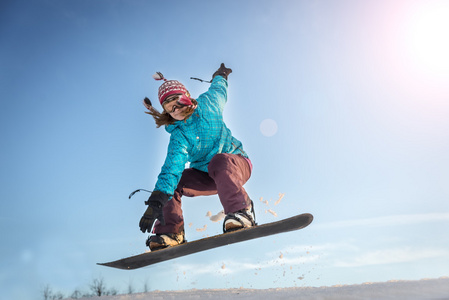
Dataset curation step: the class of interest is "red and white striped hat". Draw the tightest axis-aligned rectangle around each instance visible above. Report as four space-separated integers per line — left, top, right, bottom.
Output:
153 72 193 107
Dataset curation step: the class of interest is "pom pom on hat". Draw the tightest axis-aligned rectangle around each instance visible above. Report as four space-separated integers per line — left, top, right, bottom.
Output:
152 72 166 81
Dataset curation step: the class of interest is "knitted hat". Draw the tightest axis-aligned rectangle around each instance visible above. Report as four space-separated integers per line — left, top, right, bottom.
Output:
153 72 193 107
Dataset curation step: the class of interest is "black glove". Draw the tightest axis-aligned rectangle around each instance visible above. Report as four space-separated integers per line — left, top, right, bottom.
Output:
212 63 232 80
139 191 170 233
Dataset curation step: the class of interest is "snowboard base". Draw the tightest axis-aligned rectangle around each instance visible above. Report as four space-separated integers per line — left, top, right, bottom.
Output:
98 213 313 270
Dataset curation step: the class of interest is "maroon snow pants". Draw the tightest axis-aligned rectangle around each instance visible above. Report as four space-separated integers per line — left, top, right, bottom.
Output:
153 153 252 234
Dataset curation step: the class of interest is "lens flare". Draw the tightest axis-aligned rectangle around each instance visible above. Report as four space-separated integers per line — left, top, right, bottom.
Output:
405 2 449 74
260 119 278 137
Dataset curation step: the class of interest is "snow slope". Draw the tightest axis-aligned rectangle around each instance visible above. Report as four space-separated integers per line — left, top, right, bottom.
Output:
72 277 449 300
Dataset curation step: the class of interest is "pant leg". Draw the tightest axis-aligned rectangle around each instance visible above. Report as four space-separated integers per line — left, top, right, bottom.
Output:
153 168 218 234
208 153 252 214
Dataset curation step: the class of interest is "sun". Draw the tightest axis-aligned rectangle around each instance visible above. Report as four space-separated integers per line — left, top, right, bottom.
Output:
405 2 449 74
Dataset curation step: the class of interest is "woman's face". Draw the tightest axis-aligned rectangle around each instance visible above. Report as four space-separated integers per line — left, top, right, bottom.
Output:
163 95 190 121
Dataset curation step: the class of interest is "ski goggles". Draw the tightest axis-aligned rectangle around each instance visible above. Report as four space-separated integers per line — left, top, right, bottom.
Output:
163 94 191 113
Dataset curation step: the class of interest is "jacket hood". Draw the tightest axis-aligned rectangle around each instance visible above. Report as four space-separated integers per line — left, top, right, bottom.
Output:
165 116 192 134
165 121 179 134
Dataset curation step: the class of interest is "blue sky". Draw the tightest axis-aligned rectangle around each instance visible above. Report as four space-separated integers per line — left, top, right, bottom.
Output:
1 0 449 298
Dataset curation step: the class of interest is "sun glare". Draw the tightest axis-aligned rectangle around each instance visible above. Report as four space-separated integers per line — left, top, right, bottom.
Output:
406 2 449 74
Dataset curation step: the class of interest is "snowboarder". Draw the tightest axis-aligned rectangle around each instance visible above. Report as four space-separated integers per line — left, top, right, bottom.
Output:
139 63 256 251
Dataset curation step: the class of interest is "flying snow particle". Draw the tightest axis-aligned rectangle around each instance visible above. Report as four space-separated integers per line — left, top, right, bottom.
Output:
268 209 278 217
274 193 285 205
196 225 207 232
209 210 225 222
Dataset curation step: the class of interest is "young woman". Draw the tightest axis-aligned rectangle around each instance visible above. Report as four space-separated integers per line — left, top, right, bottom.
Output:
139 63 255 250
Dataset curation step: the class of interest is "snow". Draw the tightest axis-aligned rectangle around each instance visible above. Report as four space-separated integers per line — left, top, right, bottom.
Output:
70 277 449 300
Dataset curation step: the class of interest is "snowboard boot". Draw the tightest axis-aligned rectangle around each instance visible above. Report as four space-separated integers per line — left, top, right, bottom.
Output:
223 200 257 233
146 231 186 251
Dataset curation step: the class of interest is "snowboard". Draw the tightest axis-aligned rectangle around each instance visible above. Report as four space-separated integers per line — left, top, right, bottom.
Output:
98 213 313 270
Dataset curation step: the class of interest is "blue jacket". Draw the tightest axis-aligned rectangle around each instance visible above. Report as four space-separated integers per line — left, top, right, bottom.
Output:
154 76 249 196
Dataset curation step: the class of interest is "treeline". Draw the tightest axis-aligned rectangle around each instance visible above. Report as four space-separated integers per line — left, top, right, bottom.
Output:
42 277 149 299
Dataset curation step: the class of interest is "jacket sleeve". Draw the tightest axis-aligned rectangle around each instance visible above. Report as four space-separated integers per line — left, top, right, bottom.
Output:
154 134 189 197
201 75 228 111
